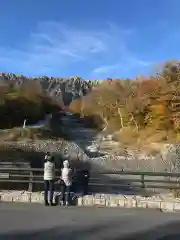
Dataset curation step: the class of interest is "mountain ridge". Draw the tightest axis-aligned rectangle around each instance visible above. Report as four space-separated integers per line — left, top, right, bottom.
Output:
0 73 97 106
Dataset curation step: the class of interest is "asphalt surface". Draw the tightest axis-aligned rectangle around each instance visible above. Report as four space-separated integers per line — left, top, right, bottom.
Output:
0 203 180 239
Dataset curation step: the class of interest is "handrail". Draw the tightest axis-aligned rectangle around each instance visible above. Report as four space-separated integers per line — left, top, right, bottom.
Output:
1 167 180 192
1 167 180 177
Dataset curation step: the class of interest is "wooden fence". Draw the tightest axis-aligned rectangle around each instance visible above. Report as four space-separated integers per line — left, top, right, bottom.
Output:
1 164 180 193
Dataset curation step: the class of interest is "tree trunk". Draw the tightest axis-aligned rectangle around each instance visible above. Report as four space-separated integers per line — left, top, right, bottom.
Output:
118 108 124 128
80 99 84 117
130 114 139 132
101 114 108 131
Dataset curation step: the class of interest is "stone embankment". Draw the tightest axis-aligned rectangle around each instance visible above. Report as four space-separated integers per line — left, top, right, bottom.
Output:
1 190 180 212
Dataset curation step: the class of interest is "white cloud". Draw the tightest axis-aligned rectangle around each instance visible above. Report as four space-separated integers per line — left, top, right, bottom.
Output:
0 21 150 77
92 63 119 74
92 55 151 76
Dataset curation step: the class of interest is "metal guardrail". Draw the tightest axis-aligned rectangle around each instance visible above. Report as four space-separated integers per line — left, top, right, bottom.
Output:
1 167 180 192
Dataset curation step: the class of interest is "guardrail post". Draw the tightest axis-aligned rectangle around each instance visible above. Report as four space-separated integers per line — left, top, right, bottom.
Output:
141 174 145 189
28 170 33 192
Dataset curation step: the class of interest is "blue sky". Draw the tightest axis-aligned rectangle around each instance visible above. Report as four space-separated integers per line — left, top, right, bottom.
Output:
0 0 180 79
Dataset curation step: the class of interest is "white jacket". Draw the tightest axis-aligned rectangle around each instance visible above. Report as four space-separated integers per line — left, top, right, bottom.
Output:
44 161 55 180
61 161 72 186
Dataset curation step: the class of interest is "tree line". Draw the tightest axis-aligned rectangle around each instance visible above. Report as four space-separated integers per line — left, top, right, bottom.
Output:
0 79 61 129
69 61 180 144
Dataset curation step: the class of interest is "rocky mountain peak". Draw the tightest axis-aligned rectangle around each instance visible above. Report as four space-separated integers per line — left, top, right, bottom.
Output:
0 73 92 105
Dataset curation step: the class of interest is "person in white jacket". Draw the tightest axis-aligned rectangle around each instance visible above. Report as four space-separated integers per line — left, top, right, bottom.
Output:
44 156 55 206
60 160 73 206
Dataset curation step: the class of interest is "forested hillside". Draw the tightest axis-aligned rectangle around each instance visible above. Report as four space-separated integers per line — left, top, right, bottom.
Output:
1 60 180 147
0 79 61 129
0 74 94 129
69 61 180 146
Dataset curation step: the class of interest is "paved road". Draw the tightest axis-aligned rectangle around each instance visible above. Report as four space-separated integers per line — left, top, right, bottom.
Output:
0 203 180 239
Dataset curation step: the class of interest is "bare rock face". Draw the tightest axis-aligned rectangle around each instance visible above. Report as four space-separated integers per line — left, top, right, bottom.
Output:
39 76 91 105
0 73 92 105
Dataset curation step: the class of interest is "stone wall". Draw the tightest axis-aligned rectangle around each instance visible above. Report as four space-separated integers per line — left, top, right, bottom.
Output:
0 191 180 212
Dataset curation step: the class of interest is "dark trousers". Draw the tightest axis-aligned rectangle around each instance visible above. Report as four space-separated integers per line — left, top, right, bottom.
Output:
61 182 71 204
83 178 89 195
44 180 54 203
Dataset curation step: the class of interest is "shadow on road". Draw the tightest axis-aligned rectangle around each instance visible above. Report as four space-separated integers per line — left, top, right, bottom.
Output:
123 220 180 240
0 220 180 240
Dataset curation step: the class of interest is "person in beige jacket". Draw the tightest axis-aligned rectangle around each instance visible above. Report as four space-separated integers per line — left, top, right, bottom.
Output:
60 160 73 206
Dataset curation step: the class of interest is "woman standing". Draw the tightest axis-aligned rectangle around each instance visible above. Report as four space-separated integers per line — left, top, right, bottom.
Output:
43 156 55 206
60 160 73 206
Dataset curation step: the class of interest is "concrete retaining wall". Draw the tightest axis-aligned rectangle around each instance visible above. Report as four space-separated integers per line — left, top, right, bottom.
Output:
1 191 180 212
